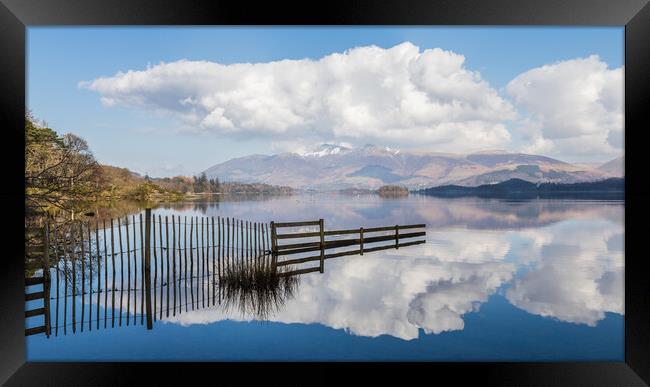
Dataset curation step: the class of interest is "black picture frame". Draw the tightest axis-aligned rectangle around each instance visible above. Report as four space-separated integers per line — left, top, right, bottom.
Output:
1 0 648 385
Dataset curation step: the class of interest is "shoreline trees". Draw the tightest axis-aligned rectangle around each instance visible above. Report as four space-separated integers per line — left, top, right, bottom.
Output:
25 113 293 220
26 112 102 219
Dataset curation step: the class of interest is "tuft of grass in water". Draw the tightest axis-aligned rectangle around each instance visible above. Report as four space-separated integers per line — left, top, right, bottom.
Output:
219 259 299 320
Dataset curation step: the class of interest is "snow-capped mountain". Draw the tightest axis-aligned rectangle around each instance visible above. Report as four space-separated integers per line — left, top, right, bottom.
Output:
203 144 616 190
300 143 353 157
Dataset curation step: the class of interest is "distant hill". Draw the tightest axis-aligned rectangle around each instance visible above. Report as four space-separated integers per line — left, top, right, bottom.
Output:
417 178 624 199
597 156 624 177
203 144 614 190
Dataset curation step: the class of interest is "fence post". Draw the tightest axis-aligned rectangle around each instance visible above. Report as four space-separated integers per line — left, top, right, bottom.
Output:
319 219 325 273
43 221 51 337
395 225 399 249
144 208 153 330
270 221 277 272
359 227 364 256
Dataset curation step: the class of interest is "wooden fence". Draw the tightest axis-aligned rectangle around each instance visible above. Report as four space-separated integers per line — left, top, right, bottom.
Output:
270 220 426 277
25 212 426 337
26 209 271 337
24 222 51 337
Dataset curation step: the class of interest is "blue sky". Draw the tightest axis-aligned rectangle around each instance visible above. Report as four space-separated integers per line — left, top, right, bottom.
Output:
28 27 624 177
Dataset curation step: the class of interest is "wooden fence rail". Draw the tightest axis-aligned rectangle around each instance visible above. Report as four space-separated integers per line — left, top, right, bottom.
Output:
270 220 426 276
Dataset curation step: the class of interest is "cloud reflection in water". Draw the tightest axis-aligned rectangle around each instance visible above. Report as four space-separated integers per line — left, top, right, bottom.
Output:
162 196 623 340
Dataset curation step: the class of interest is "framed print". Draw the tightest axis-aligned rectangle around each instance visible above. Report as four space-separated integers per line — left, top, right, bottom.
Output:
1 0 648 385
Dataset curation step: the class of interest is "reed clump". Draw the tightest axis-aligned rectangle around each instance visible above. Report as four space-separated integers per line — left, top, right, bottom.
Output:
220 261 299 320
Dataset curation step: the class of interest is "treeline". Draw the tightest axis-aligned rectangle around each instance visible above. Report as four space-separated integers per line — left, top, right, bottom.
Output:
26 112 103 218
145 173 215 194
25 113 292 221
219 182 294 195
153 172 293 195
97 165 186 202
25 112 191 219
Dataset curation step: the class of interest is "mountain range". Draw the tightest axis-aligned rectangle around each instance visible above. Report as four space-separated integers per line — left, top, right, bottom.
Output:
203 144 624 191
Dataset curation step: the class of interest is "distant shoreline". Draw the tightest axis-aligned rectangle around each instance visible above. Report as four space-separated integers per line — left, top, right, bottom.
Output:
141 178 625 201
415 178 624 199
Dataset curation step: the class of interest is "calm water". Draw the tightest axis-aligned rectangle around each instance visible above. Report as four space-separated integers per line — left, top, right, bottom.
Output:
27 194 624 361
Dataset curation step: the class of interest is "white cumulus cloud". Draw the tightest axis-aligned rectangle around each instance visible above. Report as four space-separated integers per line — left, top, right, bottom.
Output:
506 55 623 159
81 45 624 161
80 42 516 153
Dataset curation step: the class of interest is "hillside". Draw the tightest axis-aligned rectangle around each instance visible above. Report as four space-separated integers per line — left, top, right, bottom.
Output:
98 165 186 202
597 156 624 177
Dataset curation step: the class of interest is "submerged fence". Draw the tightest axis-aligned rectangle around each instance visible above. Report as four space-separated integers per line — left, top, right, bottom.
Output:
270 220 427 277
25 210 272 337
25 211 426 337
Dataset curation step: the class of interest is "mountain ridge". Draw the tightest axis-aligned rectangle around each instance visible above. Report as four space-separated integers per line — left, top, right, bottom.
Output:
203 144 623 190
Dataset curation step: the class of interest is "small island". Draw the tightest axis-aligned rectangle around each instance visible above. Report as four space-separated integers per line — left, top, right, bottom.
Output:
377 185 409 197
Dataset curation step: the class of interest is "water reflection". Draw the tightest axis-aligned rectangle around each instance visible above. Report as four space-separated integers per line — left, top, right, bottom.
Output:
220 265 300 320
504 219 624 326
30 195 623 345
66 193 287 225
166 233 515 339
157 195 623 231
163 196 623 339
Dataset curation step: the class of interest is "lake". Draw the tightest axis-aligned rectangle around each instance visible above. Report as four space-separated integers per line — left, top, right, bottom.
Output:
26 193 624 361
